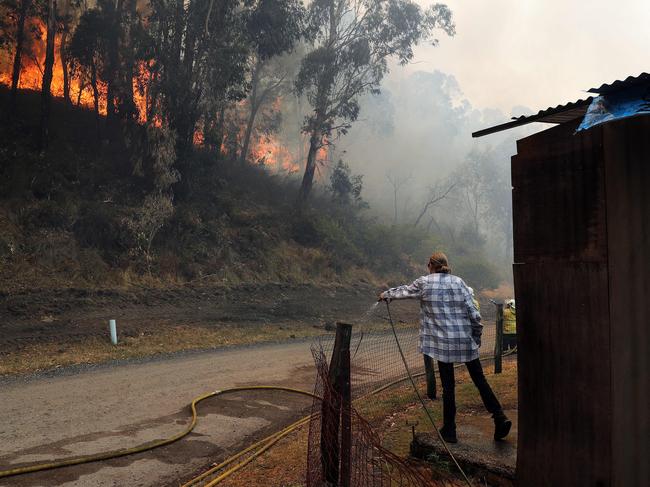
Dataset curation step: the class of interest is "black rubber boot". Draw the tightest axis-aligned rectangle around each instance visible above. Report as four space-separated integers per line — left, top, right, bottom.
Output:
439 425 457 444
493 412 512 441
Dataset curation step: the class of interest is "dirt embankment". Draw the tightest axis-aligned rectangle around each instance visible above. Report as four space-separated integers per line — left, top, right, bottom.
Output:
0 282 387 353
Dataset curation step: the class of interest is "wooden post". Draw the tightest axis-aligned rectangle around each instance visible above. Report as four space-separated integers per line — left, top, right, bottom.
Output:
321 322 352 486
338 323 352 487
494 303 504 374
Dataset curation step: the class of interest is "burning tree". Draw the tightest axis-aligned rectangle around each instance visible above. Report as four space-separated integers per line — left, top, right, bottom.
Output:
295 0 455 203
2 0 39 115
238 0 305 164
143 0 305 165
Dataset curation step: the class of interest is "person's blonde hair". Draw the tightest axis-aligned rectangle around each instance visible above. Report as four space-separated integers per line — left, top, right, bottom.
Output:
429 252 451 274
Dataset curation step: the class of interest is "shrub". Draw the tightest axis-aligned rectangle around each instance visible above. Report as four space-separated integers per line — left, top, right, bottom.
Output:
20 200 78 231
73 203 128 260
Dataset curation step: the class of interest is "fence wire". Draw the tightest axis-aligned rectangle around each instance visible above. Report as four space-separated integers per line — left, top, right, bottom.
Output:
306 299 498 486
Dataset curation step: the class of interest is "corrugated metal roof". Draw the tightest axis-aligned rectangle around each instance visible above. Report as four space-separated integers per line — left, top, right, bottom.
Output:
588 72 650 94
472 72 650 138
472 98 592 138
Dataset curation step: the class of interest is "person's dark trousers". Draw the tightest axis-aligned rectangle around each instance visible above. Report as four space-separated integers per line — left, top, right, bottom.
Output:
437 358 503 432
423 354 437 400
502 334 517 350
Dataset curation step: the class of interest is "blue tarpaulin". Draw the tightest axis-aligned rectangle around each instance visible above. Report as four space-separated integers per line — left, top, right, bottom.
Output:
577 85 650 131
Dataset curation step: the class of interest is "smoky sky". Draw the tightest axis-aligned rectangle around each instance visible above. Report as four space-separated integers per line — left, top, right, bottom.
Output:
410 0 650 114
334 0 649 215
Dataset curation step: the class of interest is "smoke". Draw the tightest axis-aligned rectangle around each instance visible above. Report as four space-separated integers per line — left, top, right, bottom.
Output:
340 70 519 206
322 68 538 267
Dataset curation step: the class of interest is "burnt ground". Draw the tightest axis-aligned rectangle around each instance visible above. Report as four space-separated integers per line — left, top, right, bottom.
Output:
0 282 413 353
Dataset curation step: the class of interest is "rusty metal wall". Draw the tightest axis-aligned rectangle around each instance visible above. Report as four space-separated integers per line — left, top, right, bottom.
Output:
512 120 607 264
512 121 612 486
603 117 650 487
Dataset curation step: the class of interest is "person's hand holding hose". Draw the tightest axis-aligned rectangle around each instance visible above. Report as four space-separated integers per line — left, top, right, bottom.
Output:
377 291 390 302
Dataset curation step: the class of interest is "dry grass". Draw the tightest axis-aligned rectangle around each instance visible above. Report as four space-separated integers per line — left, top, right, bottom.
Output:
0 323 325 376
1 318 416 376
217 424 310 487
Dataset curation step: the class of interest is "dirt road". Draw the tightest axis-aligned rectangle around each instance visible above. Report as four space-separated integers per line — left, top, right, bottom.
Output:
0 340 319 487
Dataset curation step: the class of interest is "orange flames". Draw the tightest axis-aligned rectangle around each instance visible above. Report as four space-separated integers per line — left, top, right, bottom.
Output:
0 18 150 122
0 19 316 175
250 135 300 173
0 19 110 115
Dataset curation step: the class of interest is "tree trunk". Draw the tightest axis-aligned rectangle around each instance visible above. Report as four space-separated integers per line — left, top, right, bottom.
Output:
60 30 71 104
393 186 398 225
240 105 258 164
297 0 337 205
76 81 86 106
239 61 262 164
9 0 31 115
118 0 138 123
298 130 321 203
39 0 57 150
106 0 123 128
214 104 226 158
91 60 101 140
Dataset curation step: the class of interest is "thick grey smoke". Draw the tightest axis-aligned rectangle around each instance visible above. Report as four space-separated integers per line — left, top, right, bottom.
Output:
327 69 538 267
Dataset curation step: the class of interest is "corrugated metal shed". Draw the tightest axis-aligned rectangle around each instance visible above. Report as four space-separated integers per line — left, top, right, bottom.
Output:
588 72 650 94
472 72 650 138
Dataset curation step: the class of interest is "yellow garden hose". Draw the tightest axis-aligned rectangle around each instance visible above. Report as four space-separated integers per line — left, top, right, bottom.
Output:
181 414 313 487
0 352 516 484
183 360 512 487
0 386 319 480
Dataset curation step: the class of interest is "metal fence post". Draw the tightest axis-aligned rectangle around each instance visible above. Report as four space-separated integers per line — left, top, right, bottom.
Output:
494 303 503 374
321 322 352 486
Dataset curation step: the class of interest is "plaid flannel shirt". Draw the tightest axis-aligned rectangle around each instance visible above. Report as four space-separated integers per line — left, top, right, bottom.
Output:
384 273 482 363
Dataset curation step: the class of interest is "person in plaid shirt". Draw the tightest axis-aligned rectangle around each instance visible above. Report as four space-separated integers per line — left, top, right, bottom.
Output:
379 251 511 443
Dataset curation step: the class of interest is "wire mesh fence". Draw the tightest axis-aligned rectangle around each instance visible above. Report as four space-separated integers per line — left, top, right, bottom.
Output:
305 299 501 486
306 346 435 487
319 300 497 400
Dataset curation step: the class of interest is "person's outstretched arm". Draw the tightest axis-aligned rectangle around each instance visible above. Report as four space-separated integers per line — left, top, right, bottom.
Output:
380 276 424 301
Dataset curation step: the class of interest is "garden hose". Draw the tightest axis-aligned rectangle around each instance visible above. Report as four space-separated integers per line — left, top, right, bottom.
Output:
0 386 319 480
182 368 440 486
181 414 313 487
1 323 515 484
185 343 516 486
385 301 473 487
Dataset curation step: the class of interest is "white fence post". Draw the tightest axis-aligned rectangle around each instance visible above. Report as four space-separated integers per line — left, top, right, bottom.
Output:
109 319 118 345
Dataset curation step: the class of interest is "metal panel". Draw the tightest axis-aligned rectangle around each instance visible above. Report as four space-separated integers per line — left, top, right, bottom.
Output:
514 262 611 487
512 122 612 486
472 99 591 138
512 121 607 263
588 72 650 94
603 117 650 486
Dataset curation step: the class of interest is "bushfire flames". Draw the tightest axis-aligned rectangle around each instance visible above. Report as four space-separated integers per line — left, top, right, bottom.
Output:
0 18 321 174
0 18 111 116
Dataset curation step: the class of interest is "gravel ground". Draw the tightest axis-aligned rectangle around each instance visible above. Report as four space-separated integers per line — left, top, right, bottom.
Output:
0 339 318 487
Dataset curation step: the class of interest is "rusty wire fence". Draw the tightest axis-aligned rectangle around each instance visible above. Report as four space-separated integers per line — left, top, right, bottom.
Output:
305 299 500 486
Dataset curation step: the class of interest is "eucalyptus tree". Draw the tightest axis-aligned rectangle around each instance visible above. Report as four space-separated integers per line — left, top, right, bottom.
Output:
145 0 301 164
239 0 305 164
69 8 111 139
295 0 455 203
39 0 55 149
2 0 36 115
